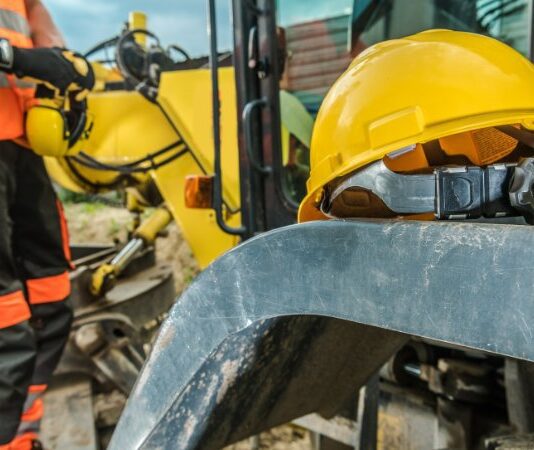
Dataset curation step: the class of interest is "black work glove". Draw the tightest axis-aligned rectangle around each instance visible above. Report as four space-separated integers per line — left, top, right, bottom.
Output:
0 38 94 101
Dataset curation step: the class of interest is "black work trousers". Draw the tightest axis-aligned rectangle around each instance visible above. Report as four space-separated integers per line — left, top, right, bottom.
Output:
0 140 73 444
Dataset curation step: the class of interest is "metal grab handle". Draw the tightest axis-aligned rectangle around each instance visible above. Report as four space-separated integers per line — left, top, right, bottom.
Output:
243 98 272 175
247 26 258 70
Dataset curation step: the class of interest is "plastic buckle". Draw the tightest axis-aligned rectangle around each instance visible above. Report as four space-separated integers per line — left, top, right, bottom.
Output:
0 38 13 70
435 165 515 220
509 158 534 224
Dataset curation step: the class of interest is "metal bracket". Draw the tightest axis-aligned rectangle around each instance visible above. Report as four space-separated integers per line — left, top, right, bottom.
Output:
510 158 534 224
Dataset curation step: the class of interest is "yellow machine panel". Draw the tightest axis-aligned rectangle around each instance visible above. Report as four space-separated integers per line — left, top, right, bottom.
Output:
46 67 241 268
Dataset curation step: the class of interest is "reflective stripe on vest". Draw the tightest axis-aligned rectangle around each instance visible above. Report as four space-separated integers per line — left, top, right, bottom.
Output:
0 8 30 37
0 0 33 140
0 71 33 88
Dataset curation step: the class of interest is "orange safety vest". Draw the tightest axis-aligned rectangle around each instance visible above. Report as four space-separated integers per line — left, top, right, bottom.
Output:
0 0 34 141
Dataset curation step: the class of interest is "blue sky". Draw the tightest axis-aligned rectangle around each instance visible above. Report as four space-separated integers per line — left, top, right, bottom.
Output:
45 0 233 56
45 1 354 55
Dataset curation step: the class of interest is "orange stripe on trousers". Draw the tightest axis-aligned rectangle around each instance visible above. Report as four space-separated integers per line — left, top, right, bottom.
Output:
26 272 70 304
0 290 30 329
0 432 37 450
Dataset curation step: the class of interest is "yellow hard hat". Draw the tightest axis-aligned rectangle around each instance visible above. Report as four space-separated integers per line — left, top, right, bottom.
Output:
298 30 534 222
26 98 93 157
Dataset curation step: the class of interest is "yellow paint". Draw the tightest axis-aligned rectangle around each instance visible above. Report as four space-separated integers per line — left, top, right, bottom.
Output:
90 263 115 296
47 51 311 267
129 11 147 31
48 90 168 190
152 68 242 267
135 207 173 243
157 68 241 211
47 69 241 268
151 151 240 268
45 158 84 193
129 11 147 46
91 206 173 295
91 62 123 92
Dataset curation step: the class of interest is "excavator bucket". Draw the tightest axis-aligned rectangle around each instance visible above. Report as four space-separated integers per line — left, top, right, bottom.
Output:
109 219 534 450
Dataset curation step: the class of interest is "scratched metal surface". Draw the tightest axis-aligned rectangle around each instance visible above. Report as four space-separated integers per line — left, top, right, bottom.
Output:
109 219 534 450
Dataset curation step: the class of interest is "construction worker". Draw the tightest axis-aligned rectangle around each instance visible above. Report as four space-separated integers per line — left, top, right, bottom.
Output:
0 1 94 449
299 30 534 224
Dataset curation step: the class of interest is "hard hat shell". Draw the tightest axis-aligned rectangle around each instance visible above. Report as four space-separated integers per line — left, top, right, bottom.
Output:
26 100 92 158
298 29 534 222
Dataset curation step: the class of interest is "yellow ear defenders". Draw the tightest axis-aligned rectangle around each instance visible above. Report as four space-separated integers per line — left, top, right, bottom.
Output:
26 96 92 158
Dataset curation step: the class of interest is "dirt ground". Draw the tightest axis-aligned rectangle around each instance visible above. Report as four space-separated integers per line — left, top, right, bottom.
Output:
64 203 312 450
226 427 312 450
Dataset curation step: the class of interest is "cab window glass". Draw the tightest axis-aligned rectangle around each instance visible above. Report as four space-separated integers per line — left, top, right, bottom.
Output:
353 0 532 57
276 0 532 206
277 0 354 204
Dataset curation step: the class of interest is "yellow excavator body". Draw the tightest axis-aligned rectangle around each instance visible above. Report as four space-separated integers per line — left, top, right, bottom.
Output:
46 67 243 268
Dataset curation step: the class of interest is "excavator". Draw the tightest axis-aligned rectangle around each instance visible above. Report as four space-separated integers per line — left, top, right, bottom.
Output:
37 0 534 449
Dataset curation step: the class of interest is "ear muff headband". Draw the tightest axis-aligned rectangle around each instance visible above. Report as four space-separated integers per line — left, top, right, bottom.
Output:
67 103 88 149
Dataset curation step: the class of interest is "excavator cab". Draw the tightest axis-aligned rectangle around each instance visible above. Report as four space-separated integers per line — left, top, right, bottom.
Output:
351 0 532 57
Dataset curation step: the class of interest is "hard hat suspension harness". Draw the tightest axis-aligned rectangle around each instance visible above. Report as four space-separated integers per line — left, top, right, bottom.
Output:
322 158 534 223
